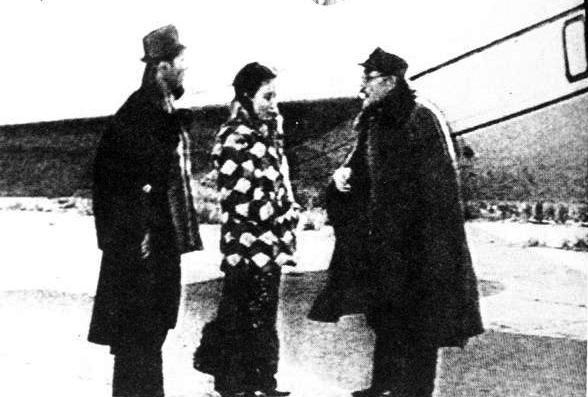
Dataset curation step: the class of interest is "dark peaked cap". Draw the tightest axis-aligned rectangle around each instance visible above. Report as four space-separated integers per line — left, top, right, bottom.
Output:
141 24 186 62
360 47 408 77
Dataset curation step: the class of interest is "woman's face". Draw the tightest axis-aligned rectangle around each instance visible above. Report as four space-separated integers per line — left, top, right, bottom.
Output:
251 79 278 120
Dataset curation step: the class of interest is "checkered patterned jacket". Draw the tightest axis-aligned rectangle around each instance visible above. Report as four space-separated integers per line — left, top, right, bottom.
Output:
211 105 299 273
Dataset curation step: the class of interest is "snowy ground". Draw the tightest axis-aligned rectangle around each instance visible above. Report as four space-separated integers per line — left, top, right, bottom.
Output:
0 209 585 397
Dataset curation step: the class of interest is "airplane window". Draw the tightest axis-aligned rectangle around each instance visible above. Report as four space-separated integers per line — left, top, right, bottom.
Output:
563 15 588 82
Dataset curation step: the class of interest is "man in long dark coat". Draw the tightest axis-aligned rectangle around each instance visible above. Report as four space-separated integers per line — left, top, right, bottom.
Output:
309 48 484 397
88 25 203 397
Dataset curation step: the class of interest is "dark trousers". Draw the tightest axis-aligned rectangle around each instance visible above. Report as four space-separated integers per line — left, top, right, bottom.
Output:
112 330 168 397
371 329 439 397
211 267 282 393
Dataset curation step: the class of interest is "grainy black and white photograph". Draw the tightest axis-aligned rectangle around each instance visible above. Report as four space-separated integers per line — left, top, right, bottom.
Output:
0 0 586 396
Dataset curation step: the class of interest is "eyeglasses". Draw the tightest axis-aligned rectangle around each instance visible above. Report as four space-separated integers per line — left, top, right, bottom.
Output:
362 72 387 83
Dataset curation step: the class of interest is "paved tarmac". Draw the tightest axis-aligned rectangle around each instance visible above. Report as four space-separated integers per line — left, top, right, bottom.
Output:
0 211 585 397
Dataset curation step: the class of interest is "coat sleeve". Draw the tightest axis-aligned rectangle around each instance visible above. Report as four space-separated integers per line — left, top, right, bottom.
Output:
280 155 297 204
97 120 159 190
93 117 167 253
343 128 366 170
93 121 145 252
327 128 369 227
213 126 256 222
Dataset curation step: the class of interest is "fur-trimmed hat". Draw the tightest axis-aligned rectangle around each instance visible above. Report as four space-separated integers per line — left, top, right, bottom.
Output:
141 25 186 63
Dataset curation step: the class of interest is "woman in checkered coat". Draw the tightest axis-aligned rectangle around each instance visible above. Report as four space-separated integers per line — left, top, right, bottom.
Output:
194 62 299 397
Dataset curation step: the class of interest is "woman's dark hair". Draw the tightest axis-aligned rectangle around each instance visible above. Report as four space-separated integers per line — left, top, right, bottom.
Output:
232 62 277 103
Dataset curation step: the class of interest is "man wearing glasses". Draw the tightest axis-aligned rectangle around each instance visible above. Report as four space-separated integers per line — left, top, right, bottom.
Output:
310 48 484 397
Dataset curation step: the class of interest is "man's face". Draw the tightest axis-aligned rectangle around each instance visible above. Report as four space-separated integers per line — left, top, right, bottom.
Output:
251 79 279 120
160 50 187 97
359 69 397 108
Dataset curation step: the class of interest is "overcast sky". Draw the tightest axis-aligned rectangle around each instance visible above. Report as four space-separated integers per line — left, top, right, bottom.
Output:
0 0 580 124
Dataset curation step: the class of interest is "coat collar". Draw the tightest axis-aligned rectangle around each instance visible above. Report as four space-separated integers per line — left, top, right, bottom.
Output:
136 84 176 114
356 84 417 132
226 100 283 141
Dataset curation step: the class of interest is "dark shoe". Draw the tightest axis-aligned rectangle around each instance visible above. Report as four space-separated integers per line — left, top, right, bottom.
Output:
244 392 268 397
261 390 290 397
217 391 253 397
351 389 392 397
351 388 374 397
217 392 237 397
